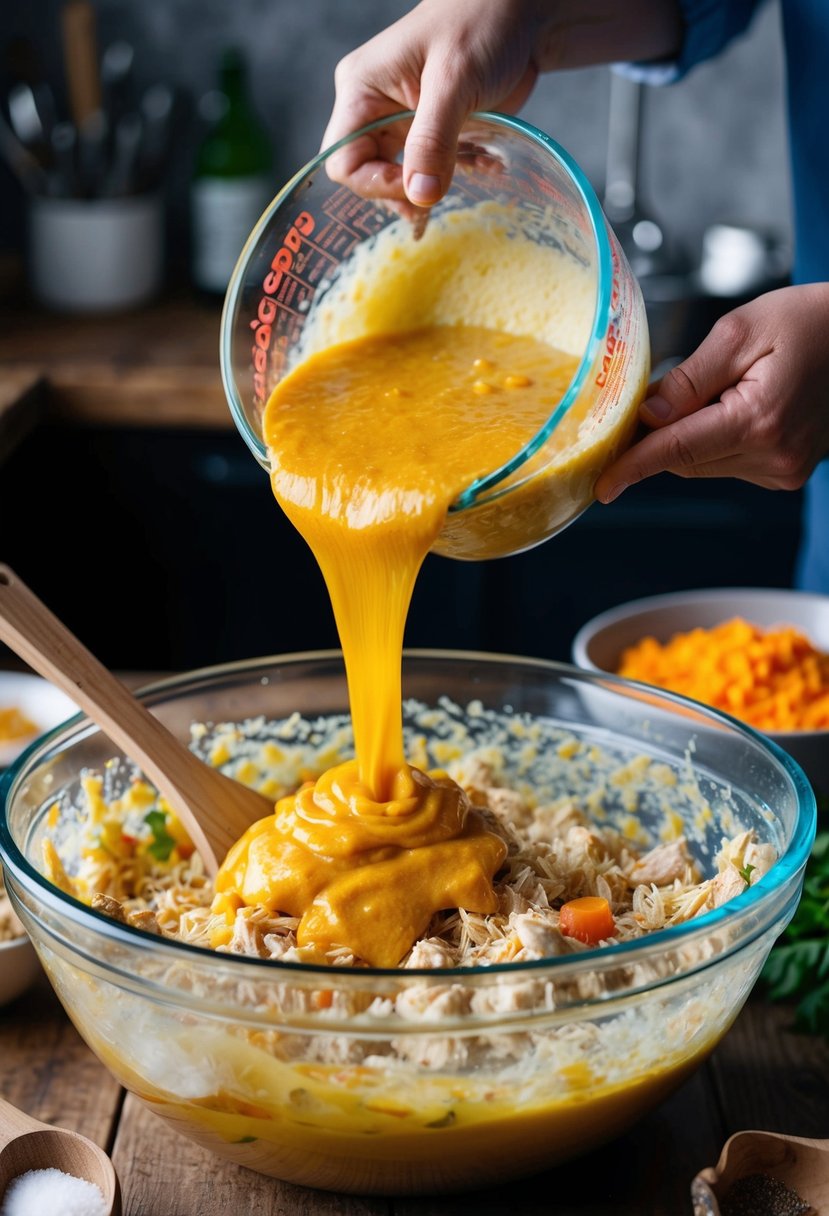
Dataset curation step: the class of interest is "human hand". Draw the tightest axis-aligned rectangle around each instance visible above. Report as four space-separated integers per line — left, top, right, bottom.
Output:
594 284 829 503
320 0 539 207
321 0 682 208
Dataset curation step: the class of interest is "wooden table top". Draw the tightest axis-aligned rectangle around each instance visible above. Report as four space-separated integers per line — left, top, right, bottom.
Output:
0 294 229 448
1 973 827 1215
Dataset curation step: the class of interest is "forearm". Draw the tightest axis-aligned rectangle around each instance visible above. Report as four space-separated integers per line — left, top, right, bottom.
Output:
527 0 684 72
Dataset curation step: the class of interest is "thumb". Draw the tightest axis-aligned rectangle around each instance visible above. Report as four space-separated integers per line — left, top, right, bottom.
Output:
402 66 475 206
641 324 753 428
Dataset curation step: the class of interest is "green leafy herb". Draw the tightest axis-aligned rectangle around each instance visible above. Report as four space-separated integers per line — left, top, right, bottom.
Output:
761 830 829 1037
144 810 176 862
737 862 755 888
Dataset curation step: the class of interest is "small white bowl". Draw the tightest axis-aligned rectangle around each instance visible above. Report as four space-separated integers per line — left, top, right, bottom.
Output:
572 587 829 800
0 933 41 1006
0 671 79 769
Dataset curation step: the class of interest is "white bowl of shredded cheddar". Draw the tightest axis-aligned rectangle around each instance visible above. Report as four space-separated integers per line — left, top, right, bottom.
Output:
572 587 829 801
0 672 78 769
0 652 816 1195
0 870 41 1005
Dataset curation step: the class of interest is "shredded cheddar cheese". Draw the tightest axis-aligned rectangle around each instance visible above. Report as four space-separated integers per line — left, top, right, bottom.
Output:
617 617 829 732
0 706 38 743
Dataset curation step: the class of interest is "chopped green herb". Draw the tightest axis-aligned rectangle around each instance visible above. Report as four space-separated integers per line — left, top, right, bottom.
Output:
425 1110 456 1129
761 830 829 1038
234 1135 257 1144
738 862 756 887
144 810 176 862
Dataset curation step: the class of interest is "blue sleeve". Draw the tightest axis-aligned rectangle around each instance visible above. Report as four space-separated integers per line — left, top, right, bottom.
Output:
615 0 768 85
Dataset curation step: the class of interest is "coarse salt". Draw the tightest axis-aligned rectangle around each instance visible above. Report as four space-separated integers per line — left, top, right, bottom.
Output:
0 1167 107 1216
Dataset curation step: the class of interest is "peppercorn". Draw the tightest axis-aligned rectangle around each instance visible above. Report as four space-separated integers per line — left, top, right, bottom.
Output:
720 1172 813 1216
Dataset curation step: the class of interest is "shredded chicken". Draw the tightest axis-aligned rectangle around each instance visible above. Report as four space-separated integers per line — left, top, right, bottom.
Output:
628 839 694 886
45 755 774 970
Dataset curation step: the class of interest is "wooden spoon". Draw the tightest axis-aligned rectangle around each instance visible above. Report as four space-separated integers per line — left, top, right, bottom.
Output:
692 1129 829 1215
0 1094 120 1214
0 565 274 875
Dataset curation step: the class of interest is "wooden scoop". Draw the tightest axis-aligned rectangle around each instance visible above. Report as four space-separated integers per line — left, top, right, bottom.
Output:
0 1094 120 1214
692 1129 829 1215
0 565 274 875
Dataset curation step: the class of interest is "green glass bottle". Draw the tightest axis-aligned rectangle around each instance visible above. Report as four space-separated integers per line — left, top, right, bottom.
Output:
190 46 274 296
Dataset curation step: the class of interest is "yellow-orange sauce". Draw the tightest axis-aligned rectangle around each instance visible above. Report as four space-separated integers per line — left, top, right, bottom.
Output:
214 324 579 966
69 1002 720 1194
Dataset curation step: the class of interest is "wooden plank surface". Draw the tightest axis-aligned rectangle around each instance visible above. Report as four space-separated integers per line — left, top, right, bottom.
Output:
0 372 47 464
3 971 826 1216
112 1095 389 1216
0 972 122 1151
0 295 232 430
708 998 829 1137
44 367 229 429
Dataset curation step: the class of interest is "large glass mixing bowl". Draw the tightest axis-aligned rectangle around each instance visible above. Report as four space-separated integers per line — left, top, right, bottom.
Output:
220 112 650 559
0 652 815 1196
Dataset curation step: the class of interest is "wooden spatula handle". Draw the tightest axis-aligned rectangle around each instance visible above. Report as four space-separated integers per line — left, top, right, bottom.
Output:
61 0 102 128
0 564 220 868
0 565 182 772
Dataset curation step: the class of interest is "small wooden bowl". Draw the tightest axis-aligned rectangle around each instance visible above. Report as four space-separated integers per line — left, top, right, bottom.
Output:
692 1129 829 1215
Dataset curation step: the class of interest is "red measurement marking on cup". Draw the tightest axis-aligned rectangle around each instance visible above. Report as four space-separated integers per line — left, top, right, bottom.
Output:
525 168 571 210
250 192 395 409
609 246 622 312
595 321 623 390
250 209 316 407
323 187 389 240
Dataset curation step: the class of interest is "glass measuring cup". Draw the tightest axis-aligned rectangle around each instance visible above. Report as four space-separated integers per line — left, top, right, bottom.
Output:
220 111 650 559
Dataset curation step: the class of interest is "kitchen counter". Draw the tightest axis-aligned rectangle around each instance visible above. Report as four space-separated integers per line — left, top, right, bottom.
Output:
1 974 827 1215
0 295 229 445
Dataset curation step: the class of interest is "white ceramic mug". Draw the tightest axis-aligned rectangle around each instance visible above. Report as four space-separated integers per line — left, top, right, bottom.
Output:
28 193 164 313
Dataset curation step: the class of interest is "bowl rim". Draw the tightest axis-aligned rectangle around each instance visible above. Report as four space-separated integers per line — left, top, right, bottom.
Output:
572 586 829 741
218 109 613 514
0 648 817 981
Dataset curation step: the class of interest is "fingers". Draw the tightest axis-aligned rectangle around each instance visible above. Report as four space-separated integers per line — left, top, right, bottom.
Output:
593 399 749 502
323 70 475 208
401 59 477 205
640 311 760 428
594 287 829 502
325 131 409 203
593 311 763 499
319 0 539 207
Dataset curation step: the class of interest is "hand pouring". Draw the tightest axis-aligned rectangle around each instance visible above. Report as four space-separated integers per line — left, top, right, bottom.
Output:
0 565 274 875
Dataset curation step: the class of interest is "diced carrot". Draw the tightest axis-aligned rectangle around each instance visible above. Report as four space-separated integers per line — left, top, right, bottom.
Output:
559 896 616 944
